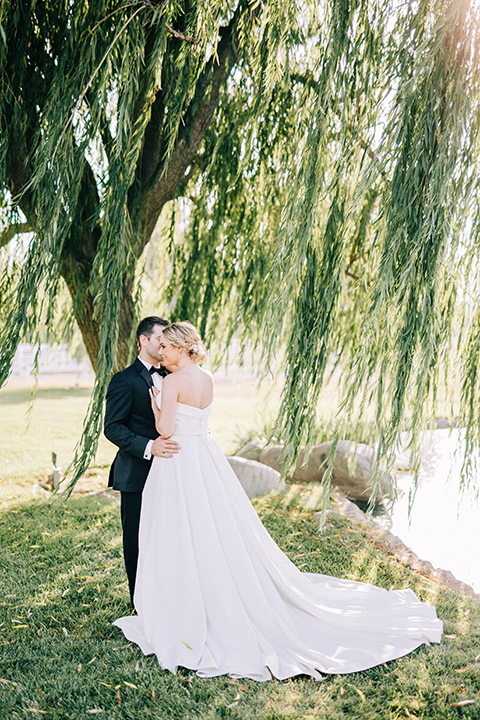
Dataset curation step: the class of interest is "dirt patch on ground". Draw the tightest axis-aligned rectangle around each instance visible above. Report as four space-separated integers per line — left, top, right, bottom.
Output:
34 467 117 499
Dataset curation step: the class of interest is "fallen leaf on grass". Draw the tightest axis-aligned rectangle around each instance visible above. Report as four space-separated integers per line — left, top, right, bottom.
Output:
444 634 457 639
123 682 137 689
87 710 103 714
352 687 366 702
25 710 47 715
12 624 29 629
452 701 475 707
404 709 418 719
231 693 241 702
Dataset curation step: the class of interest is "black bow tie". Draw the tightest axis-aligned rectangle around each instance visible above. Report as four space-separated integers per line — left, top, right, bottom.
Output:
149 365 163 375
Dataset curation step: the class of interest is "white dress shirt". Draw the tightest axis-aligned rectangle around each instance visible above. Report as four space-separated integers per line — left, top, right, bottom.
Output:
137 356 163 460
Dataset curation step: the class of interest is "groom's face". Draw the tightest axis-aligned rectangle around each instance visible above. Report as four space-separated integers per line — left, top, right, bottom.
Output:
139 325 165 364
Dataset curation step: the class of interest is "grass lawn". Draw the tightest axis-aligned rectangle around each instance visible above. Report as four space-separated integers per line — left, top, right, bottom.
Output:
1 380 479 718
0 378 284 504
1 489 479 719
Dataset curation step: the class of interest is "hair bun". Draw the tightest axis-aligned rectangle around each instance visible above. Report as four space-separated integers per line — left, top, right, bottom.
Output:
162 322 207 364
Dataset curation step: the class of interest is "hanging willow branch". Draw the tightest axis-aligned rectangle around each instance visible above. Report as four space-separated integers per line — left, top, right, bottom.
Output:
51 2 151 161
1 0 480 500
165 22 200 44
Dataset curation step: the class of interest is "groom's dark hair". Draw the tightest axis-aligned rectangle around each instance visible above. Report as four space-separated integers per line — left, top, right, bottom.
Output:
136 316 169 348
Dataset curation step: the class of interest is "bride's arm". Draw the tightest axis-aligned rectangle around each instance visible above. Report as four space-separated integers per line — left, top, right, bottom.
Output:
155 375 178 438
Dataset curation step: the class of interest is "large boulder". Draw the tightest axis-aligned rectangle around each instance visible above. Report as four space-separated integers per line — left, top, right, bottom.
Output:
236 438 392 502
227 456 285 498
235 439 265 462
330 440 392 501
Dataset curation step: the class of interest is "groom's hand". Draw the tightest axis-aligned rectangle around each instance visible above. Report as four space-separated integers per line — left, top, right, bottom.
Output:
151 437 180 458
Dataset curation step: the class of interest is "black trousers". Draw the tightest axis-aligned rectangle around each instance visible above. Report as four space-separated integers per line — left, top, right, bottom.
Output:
120 491 143 606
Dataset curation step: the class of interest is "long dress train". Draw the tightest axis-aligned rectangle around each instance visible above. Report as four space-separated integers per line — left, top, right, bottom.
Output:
113 398 442 681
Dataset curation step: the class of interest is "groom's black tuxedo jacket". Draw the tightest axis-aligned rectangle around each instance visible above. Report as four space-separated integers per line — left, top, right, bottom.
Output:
104 358 167 493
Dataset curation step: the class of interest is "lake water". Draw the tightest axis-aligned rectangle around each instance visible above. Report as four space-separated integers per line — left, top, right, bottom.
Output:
388 429 479 593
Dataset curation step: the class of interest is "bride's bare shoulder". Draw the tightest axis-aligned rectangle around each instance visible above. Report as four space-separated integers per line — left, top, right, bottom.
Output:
197 366 214 389
161 372 182 395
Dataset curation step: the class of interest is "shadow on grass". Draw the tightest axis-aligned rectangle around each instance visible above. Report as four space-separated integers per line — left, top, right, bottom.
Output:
0 492 479 720
0 387 93 406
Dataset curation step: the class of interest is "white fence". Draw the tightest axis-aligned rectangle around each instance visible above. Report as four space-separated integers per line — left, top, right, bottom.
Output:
11 343 92 378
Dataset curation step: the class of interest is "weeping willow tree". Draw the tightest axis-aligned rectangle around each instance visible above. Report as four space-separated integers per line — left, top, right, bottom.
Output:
1 0 480 494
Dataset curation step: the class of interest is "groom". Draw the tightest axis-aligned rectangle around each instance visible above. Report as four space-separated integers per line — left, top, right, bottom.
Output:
104 316 180 605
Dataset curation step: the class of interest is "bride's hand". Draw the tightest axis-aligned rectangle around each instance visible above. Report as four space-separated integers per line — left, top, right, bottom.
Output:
149 387 160 415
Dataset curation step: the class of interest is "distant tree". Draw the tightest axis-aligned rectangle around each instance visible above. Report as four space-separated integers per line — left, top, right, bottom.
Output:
1 0 480 494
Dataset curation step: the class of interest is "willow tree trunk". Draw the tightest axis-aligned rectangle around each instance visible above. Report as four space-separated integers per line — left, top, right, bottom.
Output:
3 1 245 377
61 263 135 372
116 280 135 370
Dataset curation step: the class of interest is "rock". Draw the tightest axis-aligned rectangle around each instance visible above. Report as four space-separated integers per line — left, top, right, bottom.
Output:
235 438 265 462
330 492 366 523
238 437 395 502
256 444 285 472
227 456 285 499
253 441 391 502
394 449 411 471
257 443 330 482
330 440 392 501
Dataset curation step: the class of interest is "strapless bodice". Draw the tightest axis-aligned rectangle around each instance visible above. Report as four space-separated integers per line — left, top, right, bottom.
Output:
156 392 211 436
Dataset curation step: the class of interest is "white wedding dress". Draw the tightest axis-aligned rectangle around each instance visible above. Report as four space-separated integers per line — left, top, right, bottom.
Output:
113 397 442 681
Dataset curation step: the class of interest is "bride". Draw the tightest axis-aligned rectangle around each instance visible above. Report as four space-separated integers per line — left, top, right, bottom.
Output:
113 322 442 682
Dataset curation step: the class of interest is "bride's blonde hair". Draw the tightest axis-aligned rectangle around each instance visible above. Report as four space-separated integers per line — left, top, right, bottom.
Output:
162 322 207 364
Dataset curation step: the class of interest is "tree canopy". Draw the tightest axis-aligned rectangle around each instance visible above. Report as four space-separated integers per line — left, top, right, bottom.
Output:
1 0 480 496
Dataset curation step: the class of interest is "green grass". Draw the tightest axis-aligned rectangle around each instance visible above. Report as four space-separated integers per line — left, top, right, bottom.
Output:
1 488 479 720
0 385 113 504
0 380 283 504
1 381 479 718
